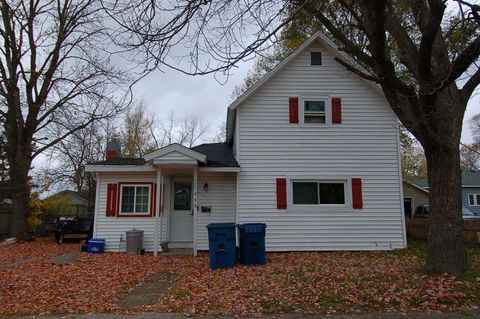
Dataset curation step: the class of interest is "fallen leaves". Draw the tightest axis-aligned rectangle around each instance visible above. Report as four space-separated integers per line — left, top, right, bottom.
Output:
0 238 478 316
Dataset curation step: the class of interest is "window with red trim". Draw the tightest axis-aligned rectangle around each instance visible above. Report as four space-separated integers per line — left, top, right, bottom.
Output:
119 184 151 215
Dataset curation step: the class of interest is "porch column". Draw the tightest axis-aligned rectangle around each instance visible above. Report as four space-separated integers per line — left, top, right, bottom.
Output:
154 166 162 256
193 165 198 256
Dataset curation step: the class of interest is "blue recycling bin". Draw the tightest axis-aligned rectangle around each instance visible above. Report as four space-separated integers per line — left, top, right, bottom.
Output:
87 238 105 254
238 223 267 265
206 223 236 270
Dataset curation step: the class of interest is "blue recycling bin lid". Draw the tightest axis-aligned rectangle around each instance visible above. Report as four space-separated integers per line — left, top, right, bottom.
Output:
89 238 105 243
206 223 236 229
238 223 266 233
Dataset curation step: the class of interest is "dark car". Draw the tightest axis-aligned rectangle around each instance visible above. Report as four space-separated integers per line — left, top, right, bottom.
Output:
413 204 479 219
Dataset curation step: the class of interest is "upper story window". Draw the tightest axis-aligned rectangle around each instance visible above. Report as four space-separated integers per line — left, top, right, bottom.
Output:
469 194 480 206
304 100 327 124
120 184 151 214
292 180 346 205
311 52 322 65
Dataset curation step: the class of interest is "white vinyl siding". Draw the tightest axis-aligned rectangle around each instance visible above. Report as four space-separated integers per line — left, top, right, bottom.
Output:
235 40 405 251
196 172 237 250
94 173 169 252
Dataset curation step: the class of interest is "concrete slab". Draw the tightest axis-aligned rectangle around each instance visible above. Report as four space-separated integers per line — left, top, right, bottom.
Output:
117 272 176 308
161 248 193 257
48 252 81 265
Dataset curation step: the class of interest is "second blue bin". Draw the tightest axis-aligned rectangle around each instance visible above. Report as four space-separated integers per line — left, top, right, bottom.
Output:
238 223 267 265
206 223 236 270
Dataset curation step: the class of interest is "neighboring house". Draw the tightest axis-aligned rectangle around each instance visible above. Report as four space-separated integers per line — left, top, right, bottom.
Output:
44 190 93 216
85 32 406 254
414 171 480 216
402 181 429 218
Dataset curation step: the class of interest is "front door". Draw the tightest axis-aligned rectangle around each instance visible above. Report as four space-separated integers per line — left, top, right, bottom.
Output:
170 179 193 244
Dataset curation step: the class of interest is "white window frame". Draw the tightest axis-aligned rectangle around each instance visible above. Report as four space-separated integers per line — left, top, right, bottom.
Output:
469 194 480 206
290 179 348 207
300 95 332 125
119 184 151 215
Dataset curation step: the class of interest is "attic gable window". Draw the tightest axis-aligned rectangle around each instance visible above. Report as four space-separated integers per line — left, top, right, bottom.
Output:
311 52 322 65
304 100 326 124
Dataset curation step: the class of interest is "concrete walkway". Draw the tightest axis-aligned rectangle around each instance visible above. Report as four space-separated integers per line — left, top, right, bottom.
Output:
117 272 176 308
13 309 480 319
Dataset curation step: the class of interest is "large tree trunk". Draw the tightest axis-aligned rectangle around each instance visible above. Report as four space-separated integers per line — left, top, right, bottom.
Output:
9 143 33 241
424 143 467 274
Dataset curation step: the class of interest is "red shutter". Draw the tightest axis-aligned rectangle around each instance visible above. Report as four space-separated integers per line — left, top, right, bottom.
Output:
151 183 157 216
332 97 342 124
106 183 118 217
352 178 363 209
276 178 287 209
289 97 299 123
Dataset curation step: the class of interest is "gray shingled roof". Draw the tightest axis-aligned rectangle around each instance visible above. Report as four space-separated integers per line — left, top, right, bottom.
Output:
411 171 480 189
191 142 239 167
411 178 429 189
89 157 146 165
88 142 238 167
462 171 480 186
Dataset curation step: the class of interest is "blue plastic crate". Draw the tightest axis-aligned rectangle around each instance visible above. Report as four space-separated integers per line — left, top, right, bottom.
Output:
206 223 236 270
87 238 105 254
238 223 267 265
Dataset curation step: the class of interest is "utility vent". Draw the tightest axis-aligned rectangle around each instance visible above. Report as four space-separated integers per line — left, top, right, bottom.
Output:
311 52 322 65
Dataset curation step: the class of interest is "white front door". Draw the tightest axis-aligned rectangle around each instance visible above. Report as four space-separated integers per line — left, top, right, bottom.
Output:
169 179 194 244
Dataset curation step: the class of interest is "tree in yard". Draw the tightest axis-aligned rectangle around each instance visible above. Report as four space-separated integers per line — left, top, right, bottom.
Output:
120 101 157 158
109 0 480 274
1 0 129 240
119 104 210 156
40 121 109 208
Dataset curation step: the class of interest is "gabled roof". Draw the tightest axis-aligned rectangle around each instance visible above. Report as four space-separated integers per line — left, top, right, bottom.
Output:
410 171 480 189
85 143 239 172
191 143 239 167
411 178 429 189
403 180 429 194
225 31 381 143
461 171 480 186
144 143 207 163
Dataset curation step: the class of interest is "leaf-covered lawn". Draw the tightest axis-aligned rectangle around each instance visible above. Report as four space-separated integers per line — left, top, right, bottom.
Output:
0 238 479 316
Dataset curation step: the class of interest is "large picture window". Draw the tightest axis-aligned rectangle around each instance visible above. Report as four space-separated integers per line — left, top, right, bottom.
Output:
292 181 345 205
120 185 151 214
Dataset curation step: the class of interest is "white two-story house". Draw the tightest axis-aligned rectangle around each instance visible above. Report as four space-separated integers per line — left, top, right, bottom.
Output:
85 32 407 254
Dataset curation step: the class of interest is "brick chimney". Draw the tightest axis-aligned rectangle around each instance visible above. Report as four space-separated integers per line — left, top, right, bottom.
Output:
106 139 121 160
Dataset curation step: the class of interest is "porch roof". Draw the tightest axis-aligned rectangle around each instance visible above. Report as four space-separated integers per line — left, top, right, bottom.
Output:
87 142 238 168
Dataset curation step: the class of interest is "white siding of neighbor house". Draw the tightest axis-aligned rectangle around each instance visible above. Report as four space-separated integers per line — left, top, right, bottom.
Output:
235 39 406 251
196 172 237 250
94 173 169 252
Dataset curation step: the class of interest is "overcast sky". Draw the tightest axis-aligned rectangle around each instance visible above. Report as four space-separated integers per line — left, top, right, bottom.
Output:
130 59 478 145
130 61 255 143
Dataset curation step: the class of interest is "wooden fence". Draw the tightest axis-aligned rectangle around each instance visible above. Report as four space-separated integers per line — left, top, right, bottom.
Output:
407 218 480 244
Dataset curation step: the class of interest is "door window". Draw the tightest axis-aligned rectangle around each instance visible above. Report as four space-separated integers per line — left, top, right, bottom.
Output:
174 182 191 211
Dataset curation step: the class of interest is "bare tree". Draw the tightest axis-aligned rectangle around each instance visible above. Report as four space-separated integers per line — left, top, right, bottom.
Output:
43 121 105 192
107 0 480 275
177 117 209 147
212 122 227 143
1 0 130 240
